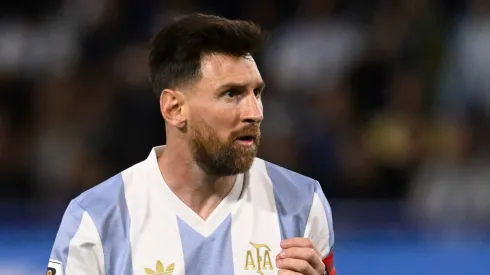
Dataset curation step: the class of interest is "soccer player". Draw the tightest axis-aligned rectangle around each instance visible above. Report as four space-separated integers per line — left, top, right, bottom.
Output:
47 13 336 275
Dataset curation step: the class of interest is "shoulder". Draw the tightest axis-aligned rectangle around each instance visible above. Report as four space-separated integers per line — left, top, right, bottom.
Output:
251 158 326 215
74 172 126 213
253 158 321 199
69 161 144 227
50 164 140 272
251 158 329 239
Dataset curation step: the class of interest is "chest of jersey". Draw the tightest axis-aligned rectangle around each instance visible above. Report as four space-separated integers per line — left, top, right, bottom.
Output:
127 172 283 275
130 198 282 274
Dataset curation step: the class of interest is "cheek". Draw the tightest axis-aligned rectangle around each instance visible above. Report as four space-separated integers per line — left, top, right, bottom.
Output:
212 118 239 143
191 113 229 140
204 105 239 127
189 101 240 138
210 118 234 141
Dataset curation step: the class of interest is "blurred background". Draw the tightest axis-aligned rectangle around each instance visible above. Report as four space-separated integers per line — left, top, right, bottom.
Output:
1 0 490 273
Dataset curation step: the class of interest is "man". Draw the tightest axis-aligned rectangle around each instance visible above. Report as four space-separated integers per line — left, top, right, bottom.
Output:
47 13 336 275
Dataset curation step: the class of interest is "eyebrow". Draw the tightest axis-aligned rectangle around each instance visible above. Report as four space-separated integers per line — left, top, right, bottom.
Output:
217 81 266 92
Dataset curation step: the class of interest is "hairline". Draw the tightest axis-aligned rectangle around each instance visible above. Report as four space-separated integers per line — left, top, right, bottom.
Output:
159 52 256 94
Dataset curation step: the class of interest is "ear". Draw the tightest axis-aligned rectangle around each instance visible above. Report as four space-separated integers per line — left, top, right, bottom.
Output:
160 89 186 128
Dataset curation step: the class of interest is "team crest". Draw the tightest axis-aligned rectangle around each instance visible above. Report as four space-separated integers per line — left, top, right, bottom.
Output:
144 260 175 275
244 242 275 274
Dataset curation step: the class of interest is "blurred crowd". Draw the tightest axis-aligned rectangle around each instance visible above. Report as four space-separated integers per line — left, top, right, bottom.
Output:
1 0 490 228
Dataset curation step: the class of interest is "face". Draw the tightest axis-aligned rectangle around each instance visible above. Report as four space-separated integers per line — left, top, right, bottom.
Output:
185 53 265 176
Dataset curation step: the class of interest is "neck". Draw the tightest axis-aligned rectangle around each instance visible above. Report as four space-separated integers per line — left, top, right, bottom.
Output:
157 142 237 220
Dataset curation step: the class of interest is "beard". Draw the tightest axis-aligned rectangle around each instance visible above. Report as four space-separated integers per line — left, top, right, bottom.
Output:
189 120 261 177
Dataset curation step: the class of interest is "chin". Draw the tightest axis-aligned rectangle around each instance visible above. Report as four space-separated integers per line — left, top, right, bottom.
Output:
213 153 257 176
234 153 257 172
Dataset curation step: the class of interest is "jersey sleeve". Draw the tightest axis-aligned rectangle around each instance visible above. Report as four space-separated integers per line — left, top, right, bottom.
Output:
47 200 105 275
304 181 336 275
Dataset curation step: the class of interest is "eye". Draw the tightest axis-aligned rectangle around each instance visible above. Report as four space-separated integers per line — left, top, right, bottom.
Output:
253 88 263 97
224 89 241 98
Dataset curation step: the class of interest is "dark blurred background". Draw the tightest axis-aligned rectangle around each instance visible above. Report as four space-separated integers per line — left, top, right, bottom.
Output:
1 0 490 274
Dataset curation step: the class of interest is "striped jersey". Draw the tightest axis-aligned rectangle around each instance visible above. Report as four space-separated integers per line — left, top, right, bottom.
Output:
47 146 335 275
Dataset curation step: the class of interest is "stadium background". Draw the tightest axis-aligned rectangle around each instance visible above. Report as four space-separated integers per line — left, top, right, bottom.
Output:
1 0 489 273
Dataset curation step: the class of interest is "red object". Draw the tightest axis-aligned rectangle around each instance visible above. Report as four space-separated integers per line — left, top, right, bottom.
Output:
322 251 336 275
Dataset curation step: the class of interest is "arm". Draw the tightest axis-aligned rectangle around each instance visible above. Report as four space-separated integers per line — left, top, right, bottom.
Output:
47 200 105 275
304 181 336 275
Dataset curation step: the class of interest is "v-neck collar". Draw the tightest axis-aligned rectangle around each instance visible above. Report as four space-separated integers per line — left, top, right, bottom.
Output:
144 146 245 237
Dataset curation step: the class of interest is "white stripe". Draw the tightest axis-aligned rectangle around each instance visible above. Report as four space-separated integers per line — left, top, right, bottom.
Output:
65 212 105 275
304 193 331 257
231 159 282 274
122 163 186 274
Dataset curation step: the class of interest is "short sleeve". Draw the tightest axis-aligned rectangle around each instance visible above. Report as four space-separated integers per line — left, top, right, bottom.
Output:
47 200 105 275
304 181 336 275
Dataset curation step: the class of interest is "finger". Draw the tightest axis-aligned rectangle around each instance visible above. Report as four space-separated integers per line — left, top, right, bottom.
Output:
276 257 317 275
277 247 324 271
278 269 302 275
280 238 321 255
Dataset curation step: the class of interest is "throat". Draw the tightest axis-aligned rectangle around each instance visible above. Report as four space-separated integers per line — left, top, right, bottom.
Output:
174 178 236 220
157 146 239 220
188 195 226 220
165 173 237 220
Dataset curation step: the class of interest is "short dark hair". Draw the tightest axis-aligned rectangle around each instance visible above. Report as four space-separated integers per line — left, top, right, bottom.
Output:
149 13 264 96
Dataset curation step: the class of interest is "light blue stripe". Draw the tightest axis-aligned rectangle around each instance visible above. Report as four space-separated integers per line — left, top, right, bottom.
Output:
314 181 334 249
77 173 134 275
266 162 315 240
177 215 234 275
50 200 85 274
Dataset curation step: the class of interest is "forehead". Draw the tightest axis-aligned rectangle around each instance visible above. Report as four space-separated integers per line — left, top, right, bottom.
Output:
198 53 262 90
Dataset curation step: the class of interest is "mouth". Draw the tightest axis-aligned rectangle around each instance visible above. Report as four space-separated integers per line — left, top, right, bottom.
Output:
235 135 256 145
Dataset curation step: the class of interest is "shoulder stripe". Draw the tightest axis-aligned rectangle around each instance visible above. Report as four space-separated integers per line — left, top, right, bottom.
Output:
50 200 85 274
76 173 134 275
265 162 315 240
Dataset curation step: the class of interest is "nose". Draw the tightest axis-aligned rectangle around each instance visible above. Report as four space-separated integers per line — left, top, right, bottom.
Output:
241 94 264 124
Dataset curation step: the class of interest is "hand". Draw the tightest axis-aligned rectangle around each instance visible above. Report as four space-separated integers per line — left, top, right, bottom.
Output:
275 238 325 275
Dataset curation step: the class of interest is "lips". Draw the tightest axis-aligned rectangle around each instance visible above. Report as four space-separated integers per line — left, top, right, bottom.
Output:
236 135 255 142
233 126 260 145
